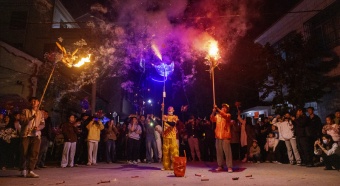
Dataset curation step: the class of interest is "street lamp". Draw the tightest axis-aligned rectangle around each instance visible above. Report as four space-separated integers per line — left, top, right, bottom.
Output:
39 41 91 109
205 40 220 106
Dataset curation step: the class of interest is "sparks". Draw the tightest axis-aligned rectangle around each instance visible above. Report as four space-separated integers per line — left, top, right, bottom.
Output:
73 54 91 67
151 43 162 61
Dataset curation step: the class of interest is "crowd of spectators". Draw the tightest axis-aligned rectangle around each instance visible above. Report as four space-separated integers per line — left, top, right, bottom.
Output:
0 106 339 173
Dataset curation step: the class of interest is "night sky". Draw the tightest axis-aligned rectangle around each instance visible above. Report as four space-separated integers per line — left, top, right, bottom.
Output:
59 0 302 117
61 0 301 40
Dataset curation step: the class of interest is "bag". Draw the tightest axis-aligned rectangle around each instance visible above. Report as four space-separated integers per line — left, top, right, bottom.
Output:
173 151 187 177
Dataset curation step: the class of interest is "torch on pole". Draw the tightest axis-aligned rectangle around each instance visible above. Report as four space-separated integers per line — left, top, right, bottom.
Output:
38 41 91 110
38 63 57 110
210 60 216 106
206 40 220 107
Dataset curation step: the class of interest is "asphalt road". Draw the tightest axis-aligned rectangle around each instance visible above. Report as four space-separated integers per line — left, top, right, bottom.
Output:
0 161 339 186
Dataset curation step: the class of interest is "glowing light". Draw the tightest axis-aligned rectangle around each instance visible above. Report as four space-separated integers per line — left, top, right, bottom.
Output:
73 54 91 67
148 99 152 104
153 62 174 77
207 40 220 61
151 77 167 83
151 43 162 61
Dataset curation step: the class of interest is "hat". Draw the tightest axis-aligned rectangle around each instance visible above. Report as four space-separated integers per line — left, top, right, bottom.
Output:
221 103 229 108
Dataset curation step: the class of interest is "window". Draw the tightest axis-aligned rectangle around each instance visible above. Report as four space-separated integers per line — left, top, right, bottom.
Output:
9 11 28 30
304 2 340 49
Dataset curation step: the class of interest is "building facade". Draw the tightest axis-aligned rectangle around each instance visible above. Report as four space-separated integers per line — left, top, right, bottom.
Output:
255 0 340 119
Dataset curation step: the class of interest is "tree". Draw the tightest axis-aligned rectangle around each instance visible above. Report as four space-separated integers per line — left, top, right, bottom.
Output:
258 32 337 112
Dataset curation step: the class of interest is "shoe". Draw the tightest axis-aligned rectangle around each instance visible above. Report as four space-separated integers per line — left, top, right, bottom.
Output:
27 171 39 178
35 166 41 170
228 168 233 173
215 167 223 171
241 158 247 163
74 164 79 167
137 159 141 163
86 163 91 166
127 161 133 164
257 161 261 164
133 161 138 165
40 165 47 168
324 167 333 170
306 164 314 167
314 162 324 167
290 161 295 165
296 162 301 166
21 170 27 178
92 163 97 166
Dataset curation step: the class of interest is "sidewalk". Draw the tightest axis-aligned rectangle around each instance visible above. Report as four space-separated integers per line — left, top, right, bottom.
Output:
0 161 339 186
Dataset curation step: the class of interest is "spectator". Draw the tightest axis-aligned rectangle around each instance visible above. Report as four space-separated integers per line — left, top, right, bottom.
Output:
334 110 340 124
230 120 241 161
271 115 288 164
186 115 202 161
127 115 142 165
117 122 128 161
104 119 119 163
153 115 162 161
145 117 159 163
314 134 340 170
293 108 309 166
306 107 322 167
238 111 256 163
37 110 52 169
74 113 91 165
86 118 104 166
60 114 78 168
275 112 301 165
139 115 147 163
201 119 216 162
322 115 339 145
249 140 261 163
259 117 270 161
264 132 278 163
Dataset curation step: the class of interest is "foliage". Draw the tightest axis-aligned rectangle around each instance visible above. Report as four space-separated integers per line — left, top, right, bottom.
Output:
258 32 336 110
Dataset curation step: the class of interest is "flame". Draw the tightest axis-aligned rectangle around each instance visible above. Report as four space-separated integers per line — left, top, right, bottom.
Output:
73 54 91 67
151 43 162 61
207 40 219 60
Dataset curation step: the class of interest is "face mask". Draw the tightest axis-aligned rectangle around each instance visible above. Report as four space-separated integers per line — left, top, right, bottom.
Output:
168 111 173 115
323 140 328 144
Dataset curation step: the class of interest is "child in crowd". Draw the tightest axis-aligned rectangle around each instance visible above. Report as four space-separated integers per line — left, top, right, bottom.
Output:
264 132 279 163
271 125 279 139
249 140 261 163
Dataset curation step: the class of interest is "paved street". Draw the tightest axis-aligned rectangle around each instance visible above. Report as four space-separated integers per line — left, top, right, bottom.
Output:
0 161 339 186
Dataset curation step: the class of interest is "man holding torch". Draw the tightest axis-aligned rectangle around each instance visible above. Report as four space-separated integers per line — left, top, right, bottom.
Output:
210 103 233 173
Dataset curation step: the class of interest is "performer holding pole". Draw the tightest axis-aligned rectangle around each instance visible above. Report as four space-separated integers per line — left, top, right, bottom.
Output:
210 103 233 173
161 106 179 171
